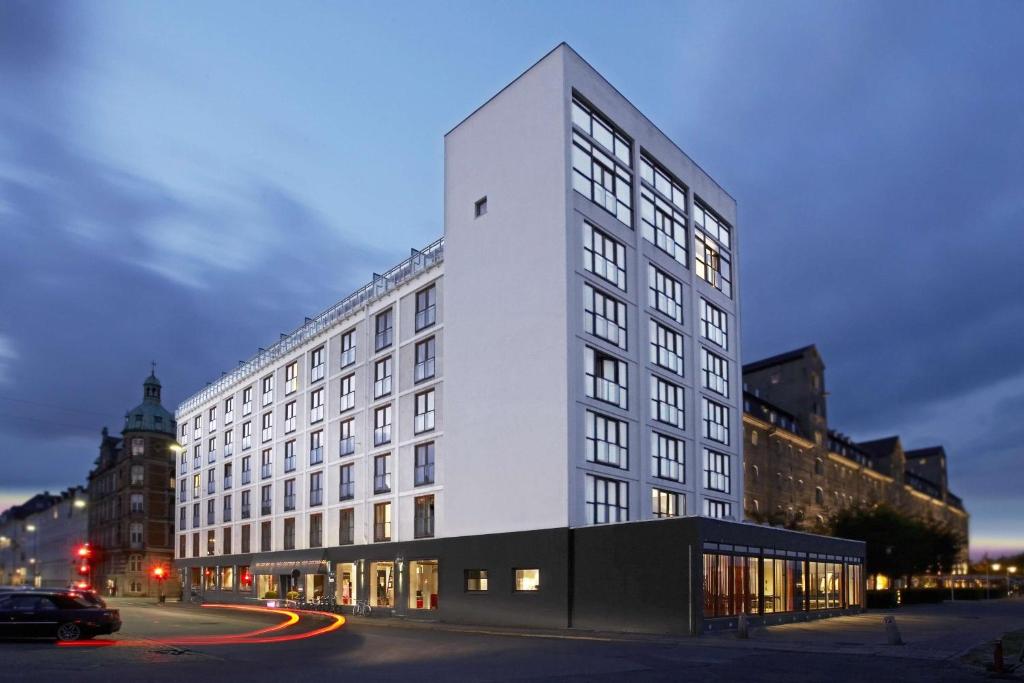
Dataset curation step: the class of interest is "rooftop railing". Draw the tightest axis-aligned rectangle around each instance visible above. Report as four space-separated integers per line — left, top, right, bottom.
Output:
176 237 444 417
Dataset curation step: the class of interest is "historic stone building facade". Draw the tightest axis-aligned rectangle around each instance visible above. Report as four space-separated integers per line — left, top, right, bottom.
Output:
87 371 179 596
741 346 969 570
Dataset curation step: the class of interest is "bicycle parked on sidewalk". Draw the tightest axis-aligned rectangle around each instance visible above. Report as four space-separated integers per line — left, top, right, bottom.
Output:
351 599 372 617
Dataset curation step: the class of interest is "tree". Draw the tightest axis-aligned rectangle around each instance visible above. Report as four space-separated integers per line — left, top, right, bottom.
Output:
828 505 963 580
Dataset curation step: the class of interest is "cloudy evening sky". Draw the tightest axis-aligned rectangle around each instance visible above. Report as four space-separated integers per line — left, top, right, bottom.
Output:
1 1 1021 559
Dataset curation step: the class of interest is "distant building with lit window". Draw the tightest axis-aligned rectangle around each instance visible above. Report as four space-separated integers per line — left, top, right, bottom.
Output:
0 488 88 588
172 44 864 634
86 371 179 597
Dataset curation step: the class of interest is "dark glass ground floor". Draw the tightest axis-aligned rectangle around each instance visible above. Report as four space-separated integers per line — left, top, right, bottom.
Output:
175 517 865 635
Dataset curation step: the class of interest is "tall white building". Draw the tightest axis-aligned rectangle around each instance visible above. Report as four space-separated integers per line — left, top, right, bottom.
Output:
175 44 863 634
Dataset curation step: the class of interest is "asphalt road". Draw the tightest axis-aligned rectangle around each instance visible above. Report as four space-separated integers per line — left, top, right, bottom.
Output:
0 598 1010 681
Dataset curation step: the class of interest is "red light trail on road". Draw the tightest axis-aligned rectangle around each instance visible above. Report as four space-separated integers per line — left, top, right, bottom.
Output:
56 604 345 648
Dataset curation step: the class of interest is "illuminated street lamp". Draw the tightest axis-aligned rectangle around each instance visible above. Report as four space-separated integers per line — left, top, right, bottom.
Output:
25 524 38 587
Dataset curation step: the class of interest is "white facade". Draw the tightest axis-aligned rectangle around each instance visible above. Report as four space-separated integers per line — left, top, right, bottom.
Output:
175 44 742 562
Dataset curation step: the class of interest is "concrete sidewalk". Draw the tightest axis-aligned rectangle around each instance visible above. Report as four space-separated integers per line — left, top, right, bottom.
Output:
700 599 1024 662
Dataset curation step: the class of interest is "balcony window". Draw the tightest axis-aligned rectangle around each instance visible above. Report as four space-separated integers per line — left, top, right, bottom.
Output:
284 401 296 433
339 418 355 456
585 410 627 469
283 440 296 472
414 442 435 486
583 284 627 349
374 357 393 398
373 405 392 446
583 222 627 291
414 390 435 434
652 432 684 483
651 376 685 429
340 330 356 368
373 502 391 542
310 430 324 465
339 374 355 412
415 285 437 331
309 471 323 507
309 388 325 423
310 346 325 382
648 264 684 324
373 454 391 494
584 347 628 409
242 387 253 416
375 308 393 351
414 337 436 382
414 495 434 538
261 375 274 407
283 478 296 512
339 464 355 501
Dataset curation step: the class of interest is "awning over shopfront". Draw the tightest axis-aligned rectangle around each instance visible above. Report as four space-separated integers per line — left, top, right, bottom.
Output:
251 557 329 575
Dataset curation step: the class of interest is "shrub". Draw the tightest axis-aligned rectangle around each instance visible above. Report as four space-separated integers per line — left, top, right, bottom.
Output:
263 590 278 599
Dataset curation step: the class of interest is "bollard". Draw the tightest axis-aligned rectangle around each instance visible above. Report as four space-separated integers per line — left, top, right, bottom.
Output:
737 613 749 639
883 615 903 645
993 640 1004 673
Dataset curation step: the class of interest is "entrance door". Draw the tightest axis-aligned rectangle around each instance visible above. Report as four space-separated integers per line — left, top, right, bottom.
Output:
369 561 394 607
409 560 439 610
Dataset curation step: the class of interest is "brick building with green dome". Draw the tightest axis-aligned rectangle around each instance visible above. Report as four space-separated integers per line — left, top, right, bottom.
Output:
87 369 180 597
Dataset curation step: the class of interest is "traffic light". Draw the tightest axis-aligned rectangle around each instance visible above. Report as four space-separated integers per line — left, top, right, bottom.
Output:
77 563 90 576
76 544 92 559
152 565 166 580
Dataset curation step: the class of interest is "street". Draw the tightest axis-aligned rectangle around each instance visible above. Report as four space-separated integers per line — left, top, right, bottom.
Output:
0 598 1019 681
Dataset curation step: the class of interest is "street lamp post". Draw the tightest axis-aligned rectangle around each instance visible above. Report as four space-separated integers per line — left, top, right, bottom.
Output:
989 563 1001 600
1007 566 1018 596
26 524 38 588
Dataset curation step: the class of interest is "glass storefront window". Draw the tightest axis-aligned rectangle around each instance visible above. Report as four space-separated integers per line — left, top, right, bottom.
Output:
304 573 326 600
370 561 395 607
189 567 201 591
409 560 439 609
808 561 843 610
203 567 217 590
702 553 758 617
846 563 863 607
239 565 253 592
336 563 357 605
220 566 235 591
257 573 278 599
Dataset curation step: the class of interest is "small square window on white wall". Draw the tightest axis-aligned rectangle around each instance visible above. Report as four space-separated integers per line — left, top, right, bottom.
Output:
474 196 487 217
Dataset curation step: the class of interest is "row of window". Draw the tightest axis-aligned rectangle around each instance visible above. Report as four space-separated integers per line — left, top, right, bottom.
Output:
179 495 436 558
583 472 734 524
180 285 438 446
181 440 437 526
572 96 733 298
179 385 437 479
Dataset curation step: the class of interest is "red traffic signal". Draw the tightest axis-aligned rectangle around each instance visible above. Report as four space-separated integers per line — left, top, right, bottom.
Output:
152 566 167 580
77 563 90 576
76 544 91 559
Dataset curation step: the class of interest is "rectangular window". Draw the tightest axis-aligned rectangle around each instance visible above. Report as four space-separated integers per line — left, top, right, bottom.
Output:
285 361 298 394
283 478 296 511
204 528 213 555
223 462 233 489
193 445 200 469
242 421 252 450
241 455 251 485
179 505 186 531
414 337 436 382
206 498 215 525
241 525 251 554
179 477 188 503
340 329 356 367
374 405 392 446
207 437 216 463
514 568 541 592
180 452 188 476
703 499 733 519
339 418 355 456
648 265 684 323
650 320 684 376
191 502 199 528
193 415 201 440
701 348 729 397
208 406 217 432
585 473 629 525
310 346 325 382
224 396 234 425
583 284 627 349
222 494 232 523
309 512 323 548
652 432 685 483
571 98 632 224
260 448 272 479
309 471 323 507
310 430 324 464
223 428 234 457
651 376 685 429
191 473 201 499
260 411 273 443
339 463 354 501
339 508 354 545
702 397 730 445
375 308 393 351
339 373 355 412
465 569 488 592
702 552 758 617
584 410 627 469
260 521 271 552
694 202 732 297
584 346 628 409
192 532 199 557
260 484 272 516
374 357 393 398
241 489 251 519
414 495 435 538
583 222 627 291
703 448 731 493
374 454 391 494
261 375 273 407
130 493 144 513
178 534 186 559
242 386 253 416
700 299 728 349
283 517 295 550
640 191 687 267
415 285 437 331
652 488 680 518
284 401 296 433
373 502 391 542
414 390 435 434
414 442 435 486
310 388 325 423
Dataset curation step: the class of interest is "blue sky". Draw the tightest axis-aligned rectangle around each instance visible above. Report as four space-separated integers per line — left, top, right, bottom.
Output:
1 0 1022 558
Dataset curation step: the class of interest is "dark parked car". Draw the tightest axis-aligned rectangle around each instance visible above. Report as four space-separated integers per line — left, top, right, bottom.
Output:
0 591 121 641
